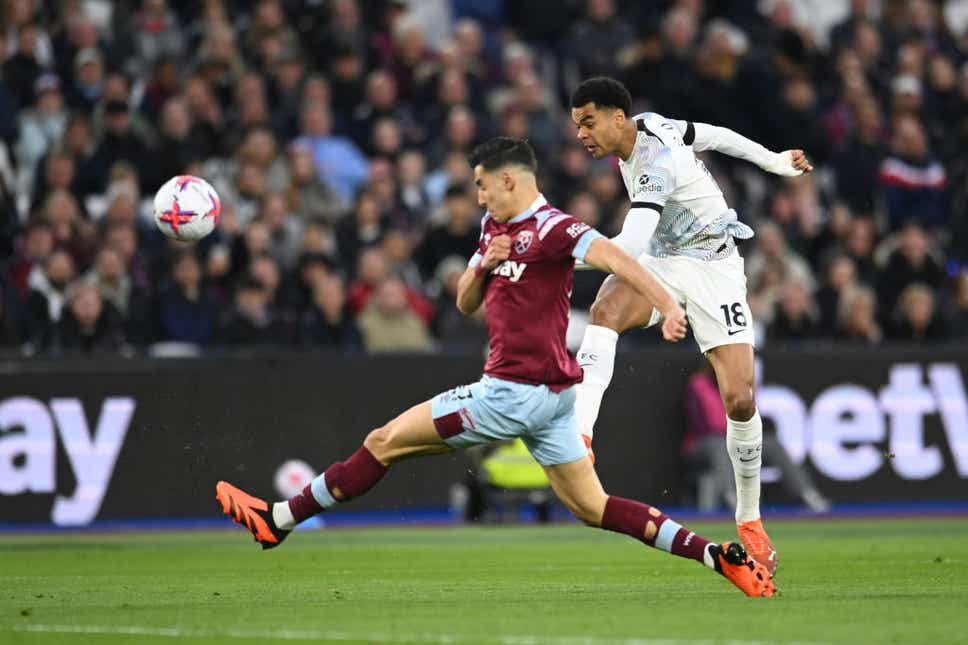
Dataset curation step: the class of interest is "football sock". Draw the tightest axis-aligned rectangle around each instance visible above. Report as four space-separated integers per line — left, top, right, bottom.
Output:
573 325 619 441
286 447 388 525
727 410 763 523
600 496 714 569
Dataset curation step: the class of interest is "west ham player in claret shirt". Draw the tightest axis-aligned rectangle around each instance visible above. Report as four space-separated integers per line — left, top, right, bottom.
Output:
215 137 776 598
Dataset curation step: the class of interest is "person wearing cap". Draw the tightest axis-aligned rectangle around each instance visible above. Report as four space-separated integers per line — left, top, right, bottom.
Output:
16 73 67 180
68 47 105 111
91 97 152 193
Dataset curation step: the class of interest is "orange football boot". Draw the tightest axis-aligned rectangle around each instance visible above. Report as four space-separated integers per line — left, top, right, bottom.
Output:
713 541 777 597
216 481 290 549
737 518 777 576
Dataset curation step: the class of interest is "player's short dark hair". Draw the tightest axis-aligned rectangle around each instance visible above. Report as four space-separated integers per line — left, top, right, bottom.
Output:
570 77 632 116
468 137 537 173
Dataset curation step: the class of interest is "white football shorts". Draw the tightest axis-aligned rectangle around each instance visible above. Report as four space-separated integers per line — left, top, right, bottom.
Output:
642 251 755 353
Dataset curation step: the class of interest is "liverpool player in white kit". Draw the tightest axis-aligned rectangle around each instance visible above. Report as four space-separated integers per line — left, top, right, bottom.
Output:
215 137 776 597
570 77 813 576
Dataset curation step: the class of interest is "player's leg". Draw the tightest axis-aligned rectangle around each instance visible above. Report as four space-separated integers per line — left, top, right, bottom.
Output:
705 341 776 573
528 388 773 597
216 398 452 548
541 457 775 597
574 273 656 453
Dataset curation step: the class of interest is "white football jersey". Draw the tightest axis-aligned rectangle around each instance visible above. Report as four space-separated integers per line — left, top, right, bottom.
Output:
619 111 752 260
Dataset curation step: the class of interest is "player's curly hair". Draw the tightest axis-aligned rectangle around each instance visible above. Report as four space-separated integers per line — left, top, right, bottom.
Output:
570 77 632 116
468 137 537 173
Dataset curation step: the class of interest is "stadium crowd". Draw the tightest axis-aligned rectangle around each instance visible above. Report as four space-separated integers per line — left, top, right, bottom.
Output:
0 0 966 356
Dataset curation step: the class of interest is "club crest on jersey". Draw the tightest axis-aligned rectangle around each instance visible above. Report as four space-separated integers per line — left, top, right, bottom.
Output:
514 230 534 254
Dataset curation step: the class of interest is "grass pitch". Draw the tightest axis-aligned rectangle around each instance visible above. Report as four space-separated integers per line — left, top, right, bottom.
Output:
1 518 966 644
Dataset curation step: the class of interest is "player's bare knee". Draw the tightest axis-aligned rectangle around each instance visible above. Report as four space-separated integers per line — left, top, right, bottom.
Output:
588 297 624 331
724 392 756 422
363 425 393 461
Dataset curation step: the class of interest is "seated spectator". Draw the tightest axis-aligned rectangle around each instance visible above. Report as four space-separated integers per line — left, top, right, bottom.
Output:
682 363 830 513
877 222 945 314
745 222 815 293
357 276 433 353
815 254 860 336
17 74 67 184
836 285 882 345
217 277 288 347
337 191 388 268
432 255 487 350
91 99 152 193
56 282 126 355
24 249 76 349
296 101 369 202
888 283 950 343
382 229 423 291
347 247 434 324
297 272 361 349
416 185 479 281
877 115 948 230
769 280 821 343
7 220 54 295
156 251 217 346
259 192 303 272
284 142 346 225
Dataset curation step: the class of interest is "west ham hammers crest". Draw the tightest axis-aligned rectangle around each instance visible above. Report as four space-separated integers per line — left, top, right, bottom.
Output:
514 230 534 254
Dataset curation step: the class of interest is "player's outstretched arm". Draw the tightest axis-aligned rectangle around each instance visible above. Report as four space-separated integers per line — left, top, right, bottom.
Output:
690 122 812 176
456 234 512 314
582 237 687 341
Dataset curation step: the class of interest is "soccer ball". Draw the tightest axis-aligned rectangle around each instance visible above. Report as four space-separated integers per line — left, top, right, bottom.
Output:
153 175 221 241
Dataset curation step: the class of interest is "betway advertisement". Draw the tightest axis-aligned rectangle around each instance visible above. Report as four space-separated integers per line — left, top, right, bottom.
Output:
1 351 966 526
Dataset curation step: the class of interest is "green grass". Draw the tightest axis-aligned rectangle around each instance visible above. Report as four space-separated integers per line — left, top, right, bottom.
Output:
1 519 966 644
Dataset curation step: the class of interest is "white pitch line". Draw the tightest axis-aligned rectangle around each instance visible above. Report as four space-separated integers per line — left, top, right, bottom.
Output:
5 624 822 645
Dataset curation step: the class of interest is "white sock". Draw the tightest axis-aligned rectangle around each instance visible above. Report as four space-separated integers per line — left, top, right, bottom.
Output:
703 544 716 570
573 325 619 440
272 501 296 531
726 410 762 524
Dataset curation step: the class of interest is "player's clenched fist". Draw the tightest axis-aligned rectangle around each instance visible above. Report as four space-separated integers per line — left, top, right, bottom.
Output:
661 305 688 342
481 234 512 270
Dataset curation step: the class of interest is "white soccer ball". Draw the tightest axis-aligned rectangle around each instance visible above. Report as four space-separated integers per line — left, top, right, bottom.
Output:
153 175 221 241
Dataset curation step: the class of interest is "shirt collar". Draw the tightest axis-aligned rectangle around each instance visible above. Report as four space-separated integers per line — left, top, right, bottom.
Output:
503 194 548 224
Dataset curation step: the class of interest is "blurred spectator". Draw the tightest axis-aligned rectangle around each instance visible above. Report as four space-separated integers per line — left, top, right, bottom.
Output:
837 285 882 344
568 0 636 80
17 74 67 184
347 247 434 325
877 223 945 314
358 276 433 353
156 250 217 346
25 249 77 348
258 191 303 272
832 97 886 216
91 100 151 193
56 282 126 355
337 191 388 268
0 278 24 350
888 283 950 343
284 142 346 224
769 280 821 343
297 271 361 349
3 21 44 107
878 116 948 230
7 220 54 294
297 101 369 202
152 96 200 188
67 47 104 112
815 254 860 336
745 222 815 296
218 277 287 347
432 255 487 349
416 185 479 280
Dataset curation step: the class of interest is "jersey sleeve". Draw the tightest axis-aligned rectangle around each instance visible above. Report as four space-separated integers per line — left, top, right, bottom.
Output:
629 148 677 212
467 215 491 268
538 214 604 262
